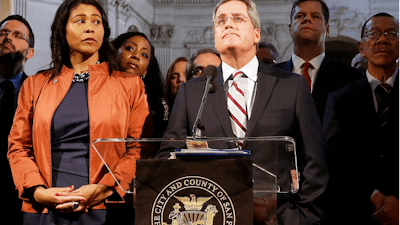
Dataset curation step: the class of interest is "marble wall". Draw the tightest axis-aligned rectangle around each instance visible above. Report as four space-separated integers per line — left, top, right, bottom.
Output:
4 0 399 76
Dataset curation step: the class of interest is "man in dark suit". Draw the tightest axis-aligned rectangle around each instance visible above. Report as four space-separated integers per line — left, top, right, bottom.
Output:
275 0 362 121
157 0 328 224
323 13 399 225
0 15 34 224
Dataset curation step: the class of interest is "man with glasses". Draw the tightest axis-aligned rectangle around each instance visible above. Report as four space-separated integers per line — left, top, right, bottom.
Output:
323 13 398 225
275 0 362 121
185 48 221 81
159 0 328 224
0 15 34 224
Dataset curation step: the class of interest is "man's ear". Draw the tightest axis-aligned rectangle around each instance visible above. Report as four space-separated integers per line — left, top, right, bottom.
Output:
26 47 34 60
254 28 261 44
326 24 330 37
358 41 365 57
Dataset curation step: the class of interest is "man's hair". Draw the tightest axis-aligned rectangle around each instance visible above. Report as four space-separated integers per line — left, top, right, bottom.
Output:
360 12 398 39
185 48 220 80
0 15 35 48
212 0 261 29
258 42 278 55
290 0 329 25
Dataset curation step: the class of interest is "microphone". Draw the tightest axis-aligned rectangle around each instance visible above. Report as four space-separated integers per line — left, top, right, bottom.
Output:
192 65 218 138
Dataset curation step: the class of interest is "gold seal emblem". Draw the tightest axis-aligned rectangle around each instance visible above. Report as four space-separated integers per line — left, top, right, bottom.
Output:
151 176 235 225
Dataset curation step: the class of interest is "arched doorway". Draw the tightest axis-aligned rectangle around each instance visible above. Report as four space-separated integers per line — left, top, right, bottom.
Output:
325 37 359 67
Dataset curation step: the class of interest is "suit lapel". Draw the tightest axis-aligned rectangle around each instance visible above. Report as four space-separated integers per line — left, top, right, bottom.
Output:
246 64 277 137
209 66 235 137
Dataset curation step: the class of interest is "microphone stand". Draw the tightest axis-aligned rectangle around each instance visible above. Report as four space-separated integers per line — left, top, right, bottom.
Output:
192 77 214 139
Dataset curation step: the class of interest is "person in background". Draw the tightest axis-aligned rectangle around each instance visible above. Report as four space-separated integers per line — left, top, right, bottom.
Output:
323 12 399 225
185 48 221 80
275 0 362 121
158 0 328 224
351 52 368 72
0 14 35 225
7 0 148 224
165 57 187 114
256 41 279 66
112 31 168 158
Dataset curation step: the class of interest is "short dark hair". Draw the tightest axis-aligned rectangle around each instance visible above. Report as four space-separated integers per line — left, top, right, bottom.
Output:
185 48 220 80
360 12 398 39
0 14 35 48
290 0 330 25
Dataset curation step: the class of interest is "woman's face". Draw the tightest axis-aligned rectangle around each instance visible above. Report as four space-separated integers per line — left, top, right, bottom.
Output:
117 36 151 76
169 61 187 96
65 4 104 59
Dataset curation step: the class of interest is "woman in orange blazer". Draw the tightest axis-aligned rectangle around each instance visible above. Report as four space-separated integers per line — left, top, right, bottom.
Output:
7 0 148 224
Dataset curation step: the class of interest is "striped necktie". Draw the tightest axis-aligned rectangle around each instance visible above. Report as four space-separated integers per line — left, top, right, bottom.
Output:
227 71 247 143
375 83 391 128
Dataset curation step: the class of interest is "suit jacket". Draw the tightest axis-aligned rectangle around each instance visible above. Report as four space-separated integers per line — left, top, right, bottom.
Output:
323 73 399 224
275 57 363 121
158 62 328 225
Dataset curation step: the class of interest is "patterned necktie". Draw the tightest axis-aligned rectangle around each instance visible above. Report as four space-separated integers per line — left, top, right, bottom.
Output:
375 83 391 128
302 62 312 91
227 71 247 143
0 80 15 151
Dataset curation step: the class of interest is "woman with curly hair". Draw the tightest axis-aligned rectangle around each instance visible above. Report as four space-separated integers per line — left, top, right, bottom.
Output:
112 32 168 158
7 0 148 224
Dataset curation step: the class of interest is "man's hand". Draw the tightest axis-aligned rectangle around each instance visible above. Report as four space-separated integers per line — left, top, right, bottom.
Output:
371 192 399 225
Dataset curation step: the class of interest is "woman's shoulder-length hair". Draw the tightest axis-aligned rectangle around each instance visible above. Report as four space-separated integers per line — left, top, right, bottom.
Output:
42 0 117 78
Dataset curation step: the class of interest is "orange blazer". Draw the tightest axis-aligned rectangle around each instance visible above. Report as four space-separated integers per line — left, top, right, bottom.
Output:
7 62 149 213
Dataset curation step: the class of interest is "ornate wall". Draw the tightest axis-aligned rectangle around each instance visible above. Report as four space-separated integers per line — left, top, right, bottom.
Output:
6 0 399 76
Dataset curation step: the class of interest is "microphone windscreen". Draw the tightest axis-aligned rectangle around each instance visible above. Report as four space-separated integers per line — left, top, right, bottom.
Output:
209 81 218 93
203 65 218 81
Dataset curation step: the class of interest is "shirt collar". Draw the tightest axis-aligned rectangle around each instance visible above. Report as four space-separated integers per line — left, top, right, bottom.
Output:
0 71 23 90
292 52 325 71
222 56 259 82
366 68 398 90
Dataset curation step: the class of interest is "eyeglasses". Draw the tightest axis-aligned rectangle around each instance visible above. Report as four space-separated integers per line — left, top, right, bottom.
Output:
214 15 249 27
192 66 204 78
0 29 31 46
363 30 399 41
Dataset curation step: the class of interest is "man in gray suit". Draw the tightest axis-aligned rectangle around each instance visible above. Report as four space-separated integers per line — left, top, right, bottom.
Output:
157 0 328 224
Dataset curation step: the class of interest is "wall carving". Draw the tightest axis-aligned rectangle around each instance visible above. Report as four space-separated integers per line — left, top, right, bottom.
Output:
150 24 174 47
182 26 214 44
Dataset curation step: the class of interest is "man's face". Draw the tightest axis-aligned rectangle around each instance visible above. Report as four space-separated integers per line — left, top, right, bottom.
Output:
191 53 222 78
0 20 34 64
359 17 399 69
289 1 329 46
214 0 260 56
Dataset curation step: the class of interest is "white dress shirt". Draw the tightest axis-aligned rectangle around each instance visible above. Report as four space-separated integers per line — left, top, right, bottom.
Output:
222 56 259 119
292 52 325 92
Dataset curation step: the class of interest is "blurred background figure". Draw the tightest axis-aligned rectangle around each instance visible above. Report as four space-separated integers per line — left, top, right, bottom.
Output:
165 57 187 114
112 32 168 158
256 42 279 66
185 48 221 80
0 14 35 225
351 52 368 72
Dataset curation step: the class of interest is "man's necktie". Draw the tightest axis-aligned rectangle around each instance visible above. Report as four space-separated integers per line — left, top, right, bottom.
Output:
0 80 15 151
302 62 312 91
374 83 391 128
227 71 247 144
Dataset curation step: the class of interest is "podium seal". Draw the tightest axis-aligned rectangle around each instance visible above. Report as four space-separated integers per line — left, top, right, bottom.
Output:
151 175 236 225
